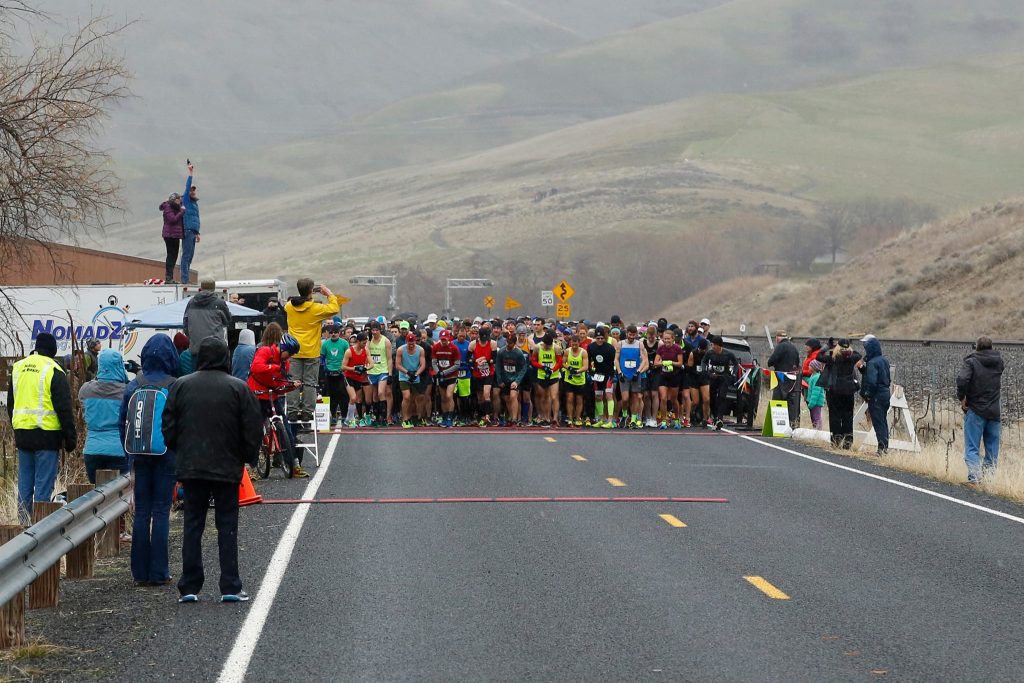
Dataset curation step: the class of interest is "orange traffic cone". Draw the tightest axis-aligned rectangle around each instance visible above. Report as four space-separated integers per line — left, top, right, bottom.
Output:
239 468 263 507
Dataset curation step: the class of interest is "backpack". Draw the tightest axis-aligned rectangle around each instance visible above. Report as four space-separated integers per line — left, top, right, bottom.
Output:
123 374 174 456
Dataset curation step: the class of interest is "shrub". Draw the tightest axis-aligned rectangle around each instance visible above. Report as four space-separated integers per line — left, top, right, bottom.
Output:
887 280 910 295
922 316 947 335
885 293 921 318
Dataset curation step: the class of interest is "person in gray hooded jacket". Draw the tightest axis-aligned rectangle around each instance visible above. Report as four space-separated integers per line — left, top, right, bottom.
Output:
183 277 231 356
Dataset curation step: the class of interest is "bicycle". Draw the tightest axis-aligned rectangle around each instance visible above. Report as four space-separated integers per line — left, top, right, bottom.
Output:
252 386 296 479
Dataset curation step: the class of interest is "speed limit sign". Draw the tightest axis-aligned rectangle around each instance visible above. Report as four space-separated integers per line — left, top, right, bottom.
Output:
540 290 554 307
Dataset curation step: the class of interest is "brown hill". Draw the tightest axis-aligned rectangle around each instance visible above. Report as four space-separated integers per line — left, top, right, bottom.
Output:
661 200 1024 339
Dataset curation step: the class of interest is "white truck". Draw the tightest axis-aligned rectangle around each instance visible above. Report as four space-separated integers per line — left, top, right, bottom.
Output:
0 279 286 363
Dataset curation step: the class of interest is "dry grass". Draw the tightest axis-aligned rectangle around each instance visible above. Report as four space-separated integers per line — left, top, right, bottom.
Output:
1 639 66 662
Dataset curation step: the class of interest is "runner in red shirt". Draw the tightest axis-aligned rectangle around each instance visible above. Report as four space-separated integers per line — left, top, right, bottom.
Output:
431 330 461 428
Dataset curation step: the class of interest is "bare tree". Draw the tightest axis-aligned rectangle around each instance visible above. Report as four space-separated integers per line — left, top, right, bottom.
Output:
0 3 130 275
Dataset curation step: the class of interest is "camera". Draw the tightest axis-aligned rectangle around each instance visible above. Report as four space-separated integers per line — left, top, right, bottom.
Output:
313 285 323 294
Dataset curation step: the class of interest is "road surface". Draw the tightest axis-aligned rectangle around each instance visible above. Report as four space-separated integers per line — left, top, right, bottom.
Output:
113 429 1024 682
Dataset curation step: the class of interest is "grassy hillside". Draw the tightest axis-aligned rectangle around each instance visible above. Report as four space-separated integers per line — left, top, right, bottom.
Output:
100 52 1024 317
661 199 1024 339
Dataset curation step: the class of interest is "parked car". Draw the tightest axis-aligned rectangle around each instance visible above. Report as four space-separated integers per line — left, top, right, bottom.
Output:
721 336 761 429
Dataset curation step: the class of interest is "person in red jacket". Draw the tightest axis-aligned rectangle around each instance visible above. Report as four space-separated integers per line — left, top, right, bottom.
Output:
248 323 305 477
802 338 823 377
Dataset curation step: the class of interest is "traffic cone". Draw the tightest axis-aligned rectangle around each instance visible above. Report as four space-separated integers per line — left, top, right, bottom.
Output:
238 468 263 507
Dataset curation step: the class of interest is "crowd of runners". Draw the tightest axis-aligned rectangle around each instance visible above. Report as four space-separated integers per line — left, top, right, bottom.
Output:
314 314 746 430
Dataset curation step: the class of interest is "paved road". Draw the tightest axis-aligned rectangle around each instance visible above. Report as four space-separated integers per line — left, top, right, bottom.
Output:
114 430 1024 682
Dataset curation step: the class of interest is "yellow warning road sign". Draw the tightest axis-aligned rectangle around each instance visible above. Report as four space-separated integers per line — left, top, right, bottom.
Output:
554 280 575 302
484 295 496 309
505 297 521 310
556 302 571 319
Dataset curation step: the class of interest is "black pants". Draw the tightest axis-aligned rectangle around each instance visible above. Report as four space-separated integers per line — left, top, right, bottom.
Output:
868 397 890 453
710 375 729 420
325 374 348 420
829 392 855 448
164 237 180 280
773 379 800 428
178 479 242 597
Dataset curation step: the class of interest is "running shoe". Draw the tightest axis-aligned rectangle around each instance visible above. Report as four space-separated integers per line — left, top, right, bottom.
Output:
442 417 453 428
658 421 668 430
402 420 414 429
682 417 691 428
573 419 583 427
601 420 615 429
645 418 658 428
178 594 199 604
704 419 714 430
291 465 310 478
715 419 724 431
221 591 250 603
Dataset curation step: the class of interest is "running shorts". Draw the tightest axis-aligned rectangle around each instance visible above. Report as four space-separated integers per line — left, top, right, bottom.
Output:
562 380 586 396
456 377 472 397
536 376 559 389
368 373 389 386
618 375 643 394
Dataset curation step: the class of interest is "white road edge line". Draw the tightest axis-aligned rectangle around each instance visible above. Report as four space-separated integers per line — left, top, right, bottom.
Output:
729 430 1024 526
217 433 341 683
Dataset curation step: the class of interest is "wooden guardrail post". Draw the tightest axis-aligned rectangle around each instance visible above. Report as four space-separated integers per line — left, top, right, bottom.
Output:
0 525 26 648
95 470 120 558
28 502 61 609
65 483 96 579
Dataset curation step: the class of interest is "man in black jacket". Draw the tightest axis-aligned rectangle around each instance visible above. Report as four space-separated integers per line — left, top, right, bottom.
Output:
766 329 801 428
162 337 262 603
7 333 77 523
183 278 231 356
956 336 1004 484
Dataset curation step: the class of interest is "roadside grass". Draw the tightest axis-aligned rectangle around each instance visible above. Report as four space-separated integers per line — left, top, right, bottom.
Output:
2 639 66 661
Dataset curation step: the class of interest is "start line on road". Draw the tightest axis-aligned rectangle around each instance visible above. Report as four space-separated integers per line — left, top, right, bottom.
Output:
258 496 731 505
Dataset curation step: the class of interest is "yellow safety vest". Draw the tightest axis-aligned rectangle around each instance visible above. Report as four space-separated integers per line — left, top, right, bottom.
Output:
11 354 64 431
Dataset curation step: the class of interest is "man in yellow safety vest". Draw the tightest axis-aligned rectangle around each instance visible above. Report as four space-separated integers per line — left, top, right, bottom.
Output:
6 333 77 522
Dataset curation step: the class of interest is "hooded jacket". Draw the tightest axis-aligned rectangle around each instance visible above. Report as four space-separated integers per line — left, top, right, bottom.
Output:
7 351 77 452
79 349 129 457
821 345 862 396
119 334 179 447
956 349 1003 421
160 200 185 239
860 338 891 403
183 291 231 356
284 294 340 359
163 337 263 483
767 338 800 373
231 329 257 381
182 175 200 234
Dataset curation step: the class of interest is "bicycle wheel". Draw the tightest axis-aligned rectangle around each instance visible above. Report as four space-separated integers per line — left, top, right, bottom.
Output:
274 421 293 478
253 438 272 480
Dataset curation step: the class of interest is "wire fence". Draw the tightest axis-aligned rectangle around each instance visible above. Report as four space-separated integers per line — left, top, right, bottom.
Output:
745 337 1024 448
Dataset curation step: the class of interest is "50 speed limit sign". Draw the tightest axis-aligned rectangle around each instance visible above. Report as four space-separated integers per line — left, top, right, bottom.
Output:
540 290 554 307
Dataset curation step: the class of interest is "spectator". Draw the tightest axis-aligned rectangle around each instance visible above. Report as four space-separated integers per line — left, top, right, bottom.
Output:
79 349 130 483
83 338 101 381
173 332 193 376
801 338 822 378
824 339 861 449
160 192 185 283
285 279 340 420
860 336 891 455
767 329 801 428
231 329 257 381
183 277 231 356
7 333 77 523
806 359 826 430
180 162 200 285
119 334 178 586
956 336 1004 485
163 337 263 603
262 298 287 330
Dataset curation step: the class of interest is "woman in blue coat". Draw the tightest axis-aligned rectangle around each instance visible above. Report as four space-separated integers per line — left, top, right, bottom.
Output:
79 349 131 483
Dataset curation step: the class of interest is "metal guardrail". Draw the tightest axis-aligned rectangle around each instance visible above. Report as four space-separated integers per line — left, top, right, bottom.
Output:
0 474 130 606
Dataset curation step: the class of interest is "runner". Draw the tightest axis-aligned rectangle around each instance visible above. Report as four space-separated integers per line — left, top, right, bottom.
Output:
513 324 535 425
587 327 616 428
320 325 349 429
496 331 529 426
453 325 473 425
642 322 661 428
614 325 648 429
531 331 564 427
431 329 461 428
561 334 589 427
342 333 374 427
416 328 434 424
704 334 739 430
396 332 427 429
653 329 683 429
468 323 498 427
688 338 712 428
366 321 393 426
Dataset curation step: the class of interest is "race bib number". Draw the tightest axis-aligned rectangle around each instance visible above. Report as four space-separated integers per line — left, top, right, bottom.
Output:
371 353 382 364
592 373 605 383
438 359 450 368
624 360 637 369
662 361 674 371
504 364 516 374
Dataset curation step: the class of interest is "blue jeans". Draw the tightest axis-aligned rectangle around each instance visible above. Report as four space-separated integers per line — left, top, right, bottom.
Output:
17 448 59 524
131 452 177 583
180 231 198 284
84 454 130 484
964 409 1000 482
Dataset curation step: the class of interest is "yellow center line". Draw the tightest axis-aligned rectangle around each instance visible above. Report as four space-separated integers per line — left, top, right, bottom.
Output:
606 477 626 487
571 454 587 461
658 514 686 528
544 437 557 443
744 576 791 600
